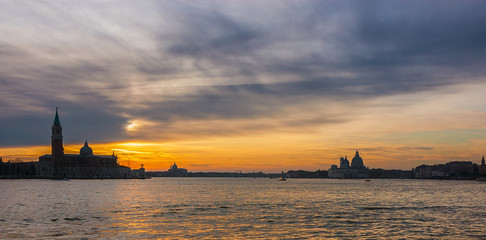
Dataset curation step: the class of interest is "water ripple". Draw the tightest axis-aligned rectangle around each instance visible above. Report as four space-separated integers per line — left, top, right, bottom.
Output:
1 178 486 239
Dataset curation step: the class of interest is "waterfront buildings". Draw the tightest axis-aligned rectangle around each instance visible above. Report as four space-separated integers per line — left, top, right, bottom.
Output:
145 162 188 177
167 162 188 176
0 108 147 179
479 156 486 176
36 108 146 179
368 169 415 179
328 150 369 178
286 170 328 178
414 159 485 180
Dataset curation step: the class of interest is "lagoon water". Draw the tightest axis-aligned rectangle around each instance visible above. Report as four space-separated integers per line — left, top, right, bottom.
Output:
1 178 486 239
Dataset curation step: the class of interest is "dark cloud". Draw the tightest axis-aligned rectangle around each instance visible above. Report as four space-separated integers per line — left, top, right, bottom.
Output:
395 147 434 151
160 9 269 81
155 0 486 100
0 115 52 146
2 0 486 145
0 106 127 146
345 0 486 81
166 12 262 57
58 106 128 145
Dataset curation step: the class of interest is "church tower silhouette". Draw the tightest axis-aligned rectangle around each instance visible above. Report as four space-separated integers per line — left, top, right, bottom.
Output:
51 107 64 175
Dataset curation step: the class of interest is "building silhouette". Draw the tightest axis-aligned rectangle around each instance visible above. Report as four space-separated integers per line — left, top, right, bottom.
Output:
36 108 146 179
328 150 369 178
479 156 486 176
415 157 485 180
167 162 188 176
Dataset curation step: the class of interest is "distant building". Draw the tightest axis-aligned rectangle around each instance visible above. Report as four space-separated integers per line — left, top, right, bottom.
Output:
286 170 328 178
368 168 415 179
131 164 147 178
415 160 480 180
0 160 37 178
36 108 146 179
167 162 188 177
479 156 486 176
328 150 369 178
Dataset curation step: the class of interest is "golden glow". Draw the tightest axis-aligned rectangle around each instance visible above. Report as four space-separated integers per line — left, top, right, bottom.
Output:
111 149 146 155
1 132 485 172
125 120 140 132
118 142 162 147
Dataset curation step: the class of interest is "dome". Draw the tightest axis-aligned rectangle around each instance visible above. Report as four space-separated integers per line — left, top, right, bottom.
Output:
80 140 93 155
351 150 364 168
340 156 350 168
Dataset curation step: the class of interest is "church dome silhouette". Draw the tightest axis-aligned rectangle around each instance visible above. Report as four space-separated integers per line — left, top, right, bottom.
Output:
351 150 364 168
80 140 93 155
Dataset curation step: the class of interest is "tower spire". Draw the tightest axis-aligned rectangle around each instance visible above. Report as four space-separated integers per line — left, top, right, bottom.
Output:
54 107 61 126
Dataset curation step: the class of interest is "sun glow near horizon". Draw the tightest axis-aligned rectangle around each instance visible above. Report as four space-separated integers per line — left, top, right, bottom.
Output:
2 126 486 172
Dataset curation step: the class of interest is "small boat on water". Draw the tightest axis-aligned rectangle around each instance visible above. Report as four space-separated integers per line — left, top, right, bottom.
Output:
279 177 287 181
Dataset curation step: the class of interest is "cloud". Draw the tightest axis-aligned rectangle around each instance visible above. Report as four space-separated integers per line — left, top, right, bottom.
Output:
395 147 434 151
1 0 486 146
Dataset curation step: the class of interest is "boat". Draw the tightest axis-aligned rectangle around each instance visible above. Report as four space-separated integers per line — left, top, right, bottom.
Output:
279 177 287 181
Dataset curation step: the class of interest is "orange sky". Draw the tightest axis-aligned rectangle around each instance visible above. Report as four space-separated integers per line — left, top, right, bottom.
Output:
2 119 485 173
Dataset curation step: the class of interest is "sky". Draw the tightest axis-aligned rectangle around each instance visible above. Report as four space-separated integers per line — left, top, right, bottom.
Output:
1 0 486 172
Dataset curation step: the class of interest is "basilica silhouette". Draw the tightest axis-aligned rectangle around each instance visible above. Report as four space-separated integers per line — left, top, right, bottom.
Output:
328 150 369 178
37 108 146 179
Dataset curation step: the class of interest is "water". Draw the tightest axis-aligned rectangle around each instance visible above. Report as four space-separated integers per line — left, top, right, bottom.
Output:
1 178 485 239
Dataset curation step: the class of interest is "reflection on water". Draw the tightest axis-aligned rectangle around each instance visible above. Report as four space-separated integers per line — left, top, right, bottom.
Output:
1 178 486 239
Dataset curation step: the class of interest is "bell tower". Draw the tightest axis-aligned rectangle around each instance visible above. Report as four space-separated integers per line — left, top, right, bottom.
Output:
51 107 64 174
